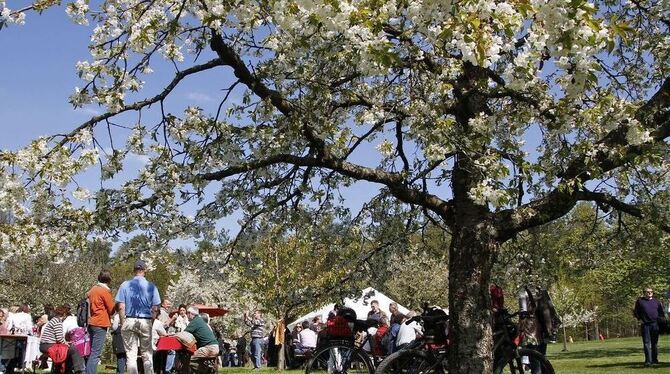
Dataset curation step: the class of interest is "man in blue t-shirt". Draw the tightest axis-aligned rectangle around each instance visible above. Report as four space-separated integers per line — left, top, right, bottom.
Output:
634 287 665 367
116 260 161 374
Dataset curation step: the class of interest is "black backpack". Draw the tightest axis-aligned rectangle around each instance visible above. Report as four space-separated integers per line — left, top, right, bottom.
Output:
76 298 90 327
525 286 561 336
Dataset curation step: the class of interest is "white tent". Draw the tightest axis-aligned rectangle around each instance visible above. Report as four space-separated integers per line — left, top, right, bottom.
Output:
288 287 410 328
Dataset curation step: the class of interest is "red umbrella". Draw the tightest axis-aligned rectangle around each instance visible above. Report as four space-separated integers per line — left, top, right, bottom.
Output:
192 304 229 317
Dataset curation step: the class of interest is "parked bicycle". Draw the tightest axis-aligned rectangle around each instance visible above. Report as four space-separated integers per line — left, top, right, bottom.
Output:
375 307 554 374
305 307 384 374
375 305 449 374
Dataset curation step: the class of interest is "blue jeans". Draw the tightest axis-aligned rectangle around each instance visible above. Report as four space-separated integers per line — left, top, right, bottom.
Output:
641 323 659 364
251 338 263 368
117 353 127 374
87 326 108 374
165 350 175 374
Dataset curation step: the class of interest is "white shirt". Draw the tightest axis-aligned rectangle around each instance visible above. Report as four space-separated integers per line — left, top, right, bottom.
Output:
396 321 422 347
298 328 317 349
152 319 167 351
7 312 33 335
62 315 78 336
174 315 188 332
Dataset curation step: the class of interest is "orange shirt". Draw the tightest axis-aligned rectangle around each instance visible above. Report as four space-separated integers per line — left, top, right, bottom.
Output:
88 284 115 327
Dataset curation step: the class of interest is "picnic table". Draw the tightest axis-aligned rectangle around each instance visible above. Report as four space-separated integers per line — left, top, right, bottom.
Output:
0 334 41 369
155 336 196 353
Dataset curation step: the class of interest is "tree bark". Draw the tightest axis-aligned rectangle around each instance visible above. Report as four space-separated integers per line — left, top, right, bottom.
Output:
584 322 589 340
277 342 285 371
447 220 498 374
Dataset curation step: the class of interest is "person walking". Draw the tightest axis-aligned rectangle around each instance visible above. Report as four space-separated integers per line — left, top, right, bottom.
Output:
115 260 161 374
634 287 665 367
244 310 265 370
86 269 115 374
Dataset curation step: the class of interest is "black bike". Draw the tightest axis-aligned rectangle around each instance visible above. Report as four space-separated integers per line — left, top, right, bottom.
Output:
375 305 449 374
376 308 554 374
305 318 380 374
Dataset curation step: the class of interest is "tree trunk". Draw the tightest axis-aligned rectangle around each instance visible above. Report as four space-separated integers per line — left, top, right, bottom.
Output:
562 325 568 351
277 342 285 371
584 322 589 340
447 221 497 374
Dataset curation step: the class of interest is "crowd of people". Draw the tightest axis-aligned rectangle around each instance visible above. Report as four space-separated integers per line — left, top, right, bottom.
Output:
286 300 421 361
0 260 238 374
0 263 668 373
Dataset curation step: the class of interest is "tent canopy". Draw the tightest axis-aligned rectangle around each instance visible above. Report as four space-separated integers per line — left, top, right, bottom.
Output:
288 287 410 328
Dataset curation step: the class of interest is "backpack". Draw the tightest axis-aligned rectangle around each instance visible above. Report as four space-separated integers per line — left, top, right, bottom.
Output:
68 326 91 357
525 286 561 337
47 342 69 374
76 297 90 327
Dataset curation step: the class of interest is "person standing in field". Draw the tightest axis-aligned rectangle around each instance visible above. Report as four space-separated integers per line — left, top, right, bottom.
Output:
634 287 665 367
115 260 161 374
86 269 115 374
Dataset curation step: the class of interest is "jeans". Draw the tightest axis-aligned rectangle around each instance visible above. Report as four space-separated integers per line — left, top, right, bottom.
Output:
86 326 108 374
641 322 659 364
251 338 263 368
116 353 127 374
389 324 400 353
165 350 175 374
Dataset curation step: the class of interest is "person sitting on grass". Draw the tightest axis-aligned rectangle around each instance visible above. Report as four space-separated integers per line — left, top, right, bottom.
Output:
185 306 220 361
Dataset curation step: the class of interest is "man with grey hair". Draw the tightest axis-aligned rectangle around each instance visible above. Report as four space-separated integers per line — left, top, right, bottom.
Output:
185 307 220 360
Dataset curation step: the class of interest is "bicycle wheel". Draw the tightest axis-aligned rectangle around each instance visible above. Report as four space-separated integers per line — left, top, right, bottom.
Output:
305 344 374 374
493 348 554 374
375 349 444 374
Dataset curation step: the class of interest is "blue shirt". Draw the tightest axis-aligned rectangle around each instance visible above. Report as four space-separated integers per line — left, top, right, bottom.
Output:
115 276 161 318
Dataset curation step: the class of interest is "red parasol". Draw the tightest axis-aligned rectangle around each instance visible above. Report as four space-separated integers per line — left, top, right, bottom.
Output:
192 304 229 317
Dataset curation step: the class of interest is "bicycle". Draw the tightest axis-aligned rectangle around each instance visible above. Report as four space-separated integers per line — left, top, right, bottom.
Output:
376 308 554 374
375 306 449 374
492 310 554 374
305 318 381 374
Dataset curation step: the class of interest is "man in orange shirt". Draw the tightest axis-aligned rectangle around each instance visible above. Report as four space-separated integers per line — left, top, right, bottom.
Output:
86 270 115 374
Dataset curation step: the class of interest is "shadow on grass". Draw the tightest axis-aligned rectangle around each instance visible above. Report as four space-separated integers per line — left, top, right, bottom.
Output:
553 346 670 360
586 362 670 370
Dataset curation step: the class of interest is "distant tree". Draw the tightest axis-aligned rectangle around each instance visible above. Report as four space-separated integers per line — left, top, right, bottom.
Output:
2 1 669 372
0 240 111 310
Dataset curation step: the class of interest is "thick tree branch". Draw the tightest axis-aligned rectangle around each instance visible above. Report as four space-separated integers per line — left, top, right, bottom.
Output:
495 77 670 239
209 31 326 151
575 190 670 234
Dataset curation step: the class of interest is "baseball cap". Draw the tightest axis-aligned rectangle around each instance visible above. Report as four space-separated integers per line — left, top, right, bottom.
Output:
134 259 147 270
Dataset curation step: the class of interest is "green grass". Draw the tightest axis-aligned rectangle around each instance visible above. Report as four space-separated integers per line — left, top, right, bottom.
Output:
222 336 670 373
95 336 670 373
546 335 670 373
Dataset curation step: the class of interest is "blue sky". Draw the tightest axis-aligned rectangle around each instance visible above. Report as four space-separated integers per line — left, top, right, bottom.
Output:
0 6 385 249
